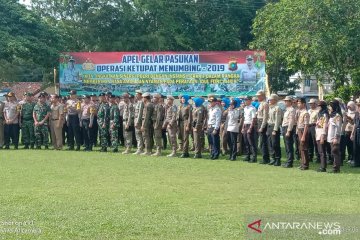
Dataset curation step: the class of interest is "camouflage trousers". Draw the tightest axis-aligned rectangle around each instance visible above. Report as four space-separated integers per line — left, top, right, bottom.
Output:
98 123 109 148
135 127 144 151
153 127 162 151
22 120 35 145
110 126 119 149
35 124 49 147
123 123 133 148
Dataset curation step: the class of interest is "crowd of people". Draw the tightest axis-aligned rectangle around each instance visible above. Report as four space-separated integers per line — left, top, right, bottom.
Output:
1 89 360 173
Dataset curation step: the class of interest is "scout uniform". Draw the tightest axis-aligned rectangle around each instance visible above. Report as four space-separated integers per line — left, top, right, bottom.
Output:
327 102 343 173
152 94 165 156
141 92 154 155
255 90 270 164
308 99 320 162
297 106 310 169
109 95 120 152
20 93 36 149
315 101 329 172
281 96 296 167
267 94 282 166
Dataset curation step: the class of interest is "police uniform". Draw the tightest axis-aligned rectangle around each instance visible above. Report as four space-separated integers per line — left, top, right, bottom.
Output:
281 96 296 167
162 96 178 157
97 93 110 152
3 92 20 149
80 96 96 151
65 90 82 150
308 99 320 162
297 107 310 170
141 93 154 155
192 98 206 158
207 97 222 159
267 94 282 166
20 93 36 148
226 101 241 161
152 94 165 156
255 90 270 163
122 93 135 154
33 94 51 149
133 90 145 154
242 98 257 162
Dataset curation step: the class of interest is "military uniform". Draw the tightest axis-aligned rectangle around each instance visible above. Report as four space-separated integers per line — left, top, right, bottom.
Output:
162 96 178 157
109 100 120 152
141 93 154 155
297 108 310 169
134 98 145 154
21 99 36 148
152 100 165 156
97 97 110 152
267 95 282 166
122 99 135 154
281 98 296 167
33 101 51 148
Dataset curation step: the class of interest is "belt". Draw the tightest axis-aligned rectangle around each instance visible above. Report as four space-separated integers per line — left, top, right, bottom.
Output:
51 118 59 120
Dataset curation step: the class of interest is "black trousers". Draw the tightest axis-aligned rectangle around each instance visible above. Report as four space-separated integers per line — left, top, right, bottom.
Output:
162 128 167 149
257 121 269 163
282 126 294 166
227 131 238 160
81 119 95 149
343 131 353 162
243 124 257 161
4 123 20 147
317 140 327 169
207 127 220 158
92 116 98 146
331 143 341 171
267 125 281 161
118 116 124 145
308 125 320 162
67 115 81 148
293 125 300 160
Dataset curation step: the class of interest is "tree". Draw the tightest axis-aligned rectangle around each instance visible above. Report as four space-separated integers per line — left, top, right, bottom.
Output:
0 0 65 83
251 0 360 99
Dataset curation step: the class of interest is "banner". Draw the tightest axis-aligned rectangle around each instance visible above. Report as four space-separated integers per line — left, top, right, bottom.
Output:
59 51 266 96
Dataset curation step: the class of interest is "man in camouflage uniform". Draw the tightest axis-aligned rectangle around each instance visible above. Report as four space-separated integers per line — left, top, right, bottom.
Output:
109 95 120 152
20 92 36 149
133 90 145 155
162 96 178 157
97 93 110 152
122 93 135 154
151 93 165 156
33 93 51 149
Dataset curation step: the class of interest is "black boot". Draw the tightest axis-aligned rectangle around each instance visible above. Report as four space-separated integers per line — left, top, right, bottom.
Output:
30 144 34 149
23 145 29 149
274 158 281 166
76 145 81 151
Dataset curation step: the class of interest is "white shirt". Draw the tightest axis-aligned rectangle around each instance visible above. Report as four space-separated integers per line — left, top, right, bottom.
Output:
243 105 256 124
327 114 342 143
207 106 221 130
226 109 240 132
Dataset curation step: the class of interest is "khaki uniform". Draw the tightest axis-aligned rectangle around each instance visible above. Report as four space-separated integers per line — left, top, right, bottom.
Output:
220 108 229 155
282 106 296 166
50 103 64 150
142 101 154 154
122 102 135 152
152 103 165 154
177 104 192 154
297 109 310 169
256 101 270 163
163 104 178 153
267 104 282 165
134 100 144 153
192 105 206 156
308 108 320 161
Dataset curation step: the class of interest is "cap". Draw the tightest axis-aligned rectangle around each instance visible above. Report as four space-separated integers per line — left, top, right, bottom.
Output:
135 90 142 94
142 92 150 98
98 93 106 97
284 96 293 101
246 55 254 60
7 92 15 97
318 100 327 106
153 93 161 98
167 95 174 100
245 96 252 101
69 90 77 95
208 96 217 102
269 94 279 101
308 98 317 104
255 90 265 96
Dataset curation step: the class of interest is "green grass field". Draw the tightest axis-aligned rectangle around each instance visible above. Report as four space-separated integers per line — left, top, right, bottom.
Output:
1 147 360 239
